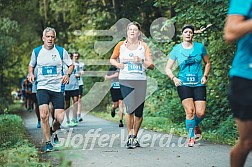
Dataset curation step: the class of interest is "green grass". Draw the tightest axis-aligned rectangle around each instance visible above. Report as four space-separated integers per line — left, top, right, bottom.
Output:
93 109 237 145
0 114 49 166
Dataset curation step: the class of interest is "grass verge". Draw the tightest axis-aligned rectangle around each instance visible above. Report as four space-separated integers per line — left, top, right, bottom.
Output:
92 109 237 145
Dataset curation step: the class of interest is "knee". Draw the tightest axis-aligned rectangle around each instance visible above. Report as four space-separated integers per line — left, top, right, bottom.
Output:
240 139 252 151
196 112 205 118
54 110 64 121
114 103 119 108
185 109 194 118
40 113 49 122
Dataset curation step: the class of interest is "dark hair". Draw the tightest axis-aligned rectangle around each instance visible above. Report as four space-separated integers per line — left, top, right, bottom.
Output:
73 51 80 58
182 24 195 34
68 52 73 59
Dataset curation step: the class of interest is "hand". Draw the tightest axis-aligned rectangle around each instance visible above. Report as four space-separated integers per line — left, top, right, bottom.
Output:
28 74 35 83
62 75 69 84
133 56 141 63
117 63 124 69
201 76 207 84
173 77 182 87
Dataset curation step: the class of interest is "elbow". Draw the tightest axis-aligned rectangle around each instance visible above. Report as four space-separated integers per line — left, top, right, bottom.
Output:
147 64 154 70
224 27 237 43
224 33 236 43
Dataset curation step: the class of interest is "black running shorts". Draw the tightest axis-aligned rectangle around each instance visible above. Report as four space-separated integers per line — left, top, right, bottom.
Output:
37 89 64 109
177 86 206 101
119 80 146 117
65 90 79 101
228 76 252 121
110 88 123 102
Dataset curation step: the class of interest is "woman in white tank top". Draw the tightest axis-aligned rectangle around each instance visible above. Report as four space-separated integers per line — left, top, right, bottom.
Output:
110 21 154 149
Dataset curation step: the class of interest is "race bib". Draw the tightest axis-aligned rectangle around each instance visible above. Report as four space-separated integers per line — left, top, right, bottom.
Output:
112 82 120 89
183 74 198 85
42 66 57 76
127 62 143 73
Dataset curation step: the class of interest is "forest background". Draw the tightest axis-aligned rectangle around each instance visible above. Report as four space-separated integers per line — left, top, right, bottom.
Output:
0 0 237 144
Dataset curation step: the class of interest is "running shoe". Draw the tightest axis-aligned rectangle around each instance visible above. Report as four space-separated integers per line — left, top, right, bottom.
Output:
111 108 115 118
187 138 195 147
118 120 124 127
44 141 54 152
77 117 83 122
66 121 71 127
194 126 202 139
126 137 134 149
70 119 78 126
37 121 41 128
133 138 140 147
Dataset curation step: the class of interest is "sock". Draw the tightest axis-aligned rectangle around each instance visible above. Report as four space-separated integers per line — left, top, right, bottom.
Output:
194 115 204 126
77 114 81 118
185 119 195 138
128 135 134 139
46 141 51 145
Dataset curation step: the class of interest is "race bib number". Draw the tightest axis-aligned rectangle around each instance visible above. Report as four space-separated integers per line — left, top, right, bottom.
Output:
112 82 120 89
127 62 143 73
42 66 57 76
184 74 198 85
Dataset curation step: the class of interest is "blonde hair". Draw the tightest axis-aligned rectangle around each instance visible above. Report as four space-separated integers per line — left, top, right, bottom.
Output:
127 21 142 40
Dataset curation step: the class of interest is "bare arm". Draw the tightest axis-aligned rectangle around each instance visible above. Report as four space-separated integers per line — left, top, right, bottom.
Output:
165 58 181 86
201 55 211 84
143 52 154 70
28 65 35 83
110 54 124 69
104 72 119 80
224 15 252 43
62 63 74 84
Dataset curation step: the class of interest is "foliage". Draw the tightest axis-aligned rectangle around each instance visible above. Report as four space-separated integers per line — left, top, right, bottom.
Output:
0 114 26 147
0 114 48 166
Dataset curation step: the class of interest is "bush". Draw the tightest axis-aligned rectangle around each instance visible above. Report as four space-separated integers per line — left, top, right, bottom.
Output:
0 114 26 148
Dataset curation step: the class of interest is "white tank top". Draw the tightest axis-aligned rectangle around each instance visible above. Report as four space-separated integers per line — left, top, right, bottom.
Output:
114 41 148 80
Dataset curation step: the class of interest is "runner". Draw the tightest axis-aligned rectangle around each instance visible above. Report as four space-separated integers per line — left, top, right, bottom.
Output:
165 24 211 147
31 66 40 128
110 21 154 149
23 77 33 112
64 53 79 127
73 52 85 122
28 27 74 152
224 0 252 166
104 66 124 127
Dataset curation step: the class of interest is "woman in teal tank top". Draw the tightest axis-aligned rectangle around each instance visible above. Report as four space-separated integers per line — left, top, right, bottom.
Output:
166 24 211 147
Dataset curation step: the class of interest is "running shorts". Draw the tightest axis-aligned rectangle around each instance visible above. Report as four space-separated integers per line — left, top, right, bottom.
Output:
228 76 252 121
37 89 64 109
177 86 206 101
110 88 123 102
65 90 79 101
119 80 146 117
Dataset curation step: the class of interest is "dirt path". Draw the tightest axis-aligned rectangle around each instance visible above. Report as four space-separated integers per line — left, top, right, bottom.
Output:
20 110 252 167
